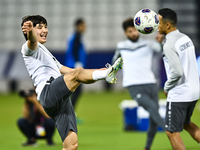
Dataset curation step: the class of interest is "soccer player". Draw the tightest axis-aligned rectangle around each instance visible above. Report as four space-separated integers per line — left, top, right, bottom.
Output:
21 15 123 150
158 8 200 150
112 18 165 150
65 18 87 113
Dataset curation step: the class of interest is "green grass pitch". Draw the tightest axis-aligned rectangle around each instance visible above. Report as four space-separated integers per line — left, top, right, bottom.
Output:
0 90 200 150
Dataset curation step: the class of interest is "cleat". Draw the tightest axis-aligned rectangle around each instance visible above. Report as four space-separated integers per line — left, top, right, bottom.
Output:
106 57 123 84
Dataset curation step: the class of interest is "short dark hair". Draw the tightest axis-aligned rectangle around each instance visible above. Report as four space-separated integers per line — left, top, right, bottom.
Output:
122 18 134 31
74 18 85 27
158 8 177 26
21 15 47 40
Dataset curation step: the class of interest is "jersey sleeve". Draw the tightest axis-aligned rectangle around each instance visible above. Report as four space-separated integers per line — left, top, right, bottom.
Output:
147 40 162 52
21 41 39 56
164 45 183 92
112 43 121 64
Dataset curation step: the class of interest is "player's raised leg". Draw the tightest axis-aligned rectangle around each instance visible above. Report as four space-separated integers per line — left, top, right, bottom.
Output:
63 57 123 92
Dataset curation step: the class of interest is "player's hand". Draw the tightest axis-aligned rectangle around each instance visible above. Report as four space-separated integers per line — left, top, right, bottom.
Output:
164 91 168 97
22 21 33 34
25 94 37 104
156 32 164 43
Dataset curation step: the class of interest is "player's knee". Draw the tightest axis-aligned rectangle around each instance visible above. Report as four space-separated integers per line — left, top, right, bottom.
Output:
75 67 84 71
17 118 23 127
63 68 82 80
17 118 27 128
73 68 83 79
147 103 158 114
166 130 179 139
63 72 80 91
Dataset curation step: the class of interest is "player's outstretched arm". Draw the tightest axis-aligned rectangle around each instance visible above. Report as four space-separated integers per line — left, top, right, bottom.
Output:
22 21 38 50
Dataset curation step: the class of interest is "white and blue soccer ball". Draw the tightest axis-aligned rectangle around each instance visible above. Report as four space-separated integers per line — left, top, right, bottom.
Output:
134 8 159 34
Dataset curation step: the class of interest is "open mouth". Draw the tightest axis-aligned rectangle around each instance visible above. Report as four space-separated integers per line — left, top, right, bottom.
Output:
40 35 47 39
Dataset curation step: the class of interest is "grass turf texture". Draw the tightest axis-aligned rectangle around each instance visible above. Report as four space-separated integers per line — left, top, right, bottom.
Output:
0 90 200 150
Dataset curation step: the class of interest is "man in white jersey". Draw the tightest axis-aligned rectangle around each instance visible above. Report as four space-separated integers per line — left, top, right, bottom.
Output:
112 18 165 150
21 15 123 150
158 8 200 150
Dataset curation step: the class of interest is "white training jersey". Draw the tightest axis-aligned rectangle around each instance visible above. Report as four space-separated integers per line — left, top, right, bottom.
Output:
21 41 63 100
163 30 200 102
112 38 161 87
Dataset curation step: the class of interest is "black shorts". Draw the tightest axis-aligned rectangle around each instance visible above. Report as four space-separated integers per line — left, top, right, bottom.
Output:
39 75 77 142
165 100 197 132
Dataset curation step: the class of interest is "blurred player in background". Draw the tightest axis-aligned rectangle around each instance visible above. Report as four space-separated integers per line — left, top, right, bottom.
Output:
21 15 123 150
17 89 55 146
112 18 165 150
65 18 87 117
158 8 200 150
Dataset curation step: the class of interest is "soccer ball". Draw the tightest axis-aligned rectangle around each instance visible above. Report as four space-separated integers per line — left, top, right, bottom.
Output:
134 8 159 34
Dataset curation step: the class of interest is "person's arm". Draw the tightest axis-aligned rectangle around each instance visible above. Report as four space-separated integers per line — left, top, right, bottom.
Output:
112 47 121 64
22 21 38 50
26 94 50 119
148 40 162 53
147 33 164 53
22 101 30 119
156 32 165 43
164 46 183 93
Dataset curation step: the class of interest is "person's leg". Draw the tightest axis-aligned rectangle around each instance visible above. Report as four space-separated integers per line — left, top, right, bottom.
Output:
44 118 55 145
62 131 78 150
147 84 165 129
63 57 123 92
128 85 165 129
40 75 78 150
184 122 200 143
183 101 200 143
17 118 37 145
144 117 158 150
127 85 165 150
166 131 186 150
139 96 165 149
165 102 191 150
54 97 78 150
